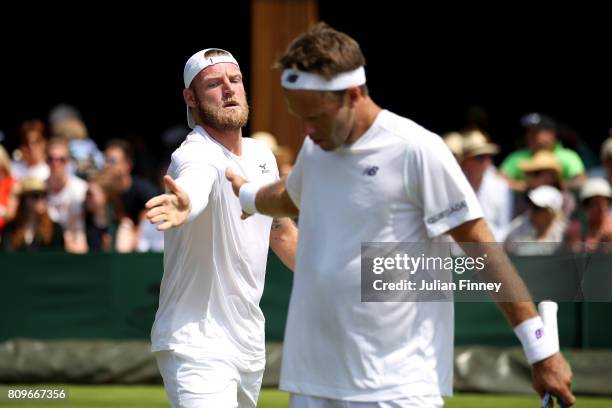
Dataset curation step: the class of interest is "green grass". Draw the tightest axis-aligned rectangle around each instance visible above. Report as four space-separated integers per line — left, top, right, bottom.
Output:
0 385 610 407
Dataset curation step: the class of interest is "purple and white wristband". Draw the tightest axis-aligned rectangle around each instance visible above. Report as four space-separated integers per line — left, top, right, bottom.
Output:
513 316 559 364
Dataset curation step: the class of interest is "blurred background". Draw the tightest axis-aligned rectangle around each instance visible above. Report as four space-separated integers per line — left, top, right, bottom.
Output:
1 2 610 160
0 1 611 407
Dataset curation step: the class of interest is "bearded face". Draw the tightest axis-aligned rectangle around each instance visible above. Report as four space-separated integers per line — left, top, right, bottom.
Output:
189 63 250 132
196 93 249 131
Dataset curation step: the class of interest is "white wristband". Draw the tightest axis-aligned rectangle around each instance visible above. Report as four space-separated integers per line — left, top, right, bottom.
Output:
239 182 260 215
514 316 559 364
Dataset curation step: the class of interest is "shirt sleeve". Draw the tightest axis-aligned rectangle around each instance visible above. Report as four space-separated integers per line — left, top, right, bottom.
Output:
500 151 526 180
404 135 484 238
559 149 585 179
169 145 218 223
285 138 310 209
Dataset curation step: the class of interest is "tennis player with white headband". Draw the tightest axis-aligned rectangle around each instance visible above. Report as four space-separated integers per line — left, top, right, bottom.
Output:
145 47 297 408
226 23 575 407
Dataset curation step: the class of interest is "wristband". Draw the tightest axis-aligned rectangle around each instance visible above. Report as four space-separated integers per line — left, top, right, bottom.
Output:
239 183 260 215
514 316 559 364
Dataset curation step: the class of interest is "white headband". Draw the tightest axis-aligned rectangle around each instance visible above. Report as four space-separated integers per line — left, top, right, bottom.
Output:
183 48 240 128
281 66 366 91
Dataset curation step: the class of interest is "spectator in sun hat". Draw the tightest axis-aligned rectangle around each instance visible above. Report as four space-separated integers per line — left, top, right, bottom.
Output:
566 178 612 252
459 130 513 240
1 177 64 251
515 149 576 218
504 185 567 255
501 112 585 191
442 131 464 159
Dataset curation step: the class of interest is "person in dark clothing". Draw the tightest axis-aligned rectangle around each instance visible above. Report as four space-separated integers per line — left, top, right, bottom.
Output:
83 172 137 252
103 139 159 225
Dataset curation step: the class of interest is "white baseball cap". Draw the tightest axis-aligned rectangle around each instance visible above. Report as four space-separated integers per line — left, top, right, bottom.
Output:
183 48 239 129
527 185 563 211
579 178 612 202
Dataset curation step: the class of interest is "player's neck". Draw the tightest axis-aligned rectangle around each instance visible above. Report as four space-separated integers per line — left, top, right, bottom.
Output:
346 97 382 146
203 126 243 156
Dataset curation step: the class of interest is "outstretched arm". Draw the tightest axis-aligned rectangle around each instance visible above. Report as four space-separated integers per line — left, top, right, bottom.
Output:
145 176 192 231
449 218 575 406
225 168 299 218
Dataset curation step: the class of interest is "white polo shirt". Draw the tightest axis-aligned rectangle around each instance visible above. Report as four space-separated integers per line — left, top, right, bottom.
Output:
47 175 87 232
477 166 513 241
281 110 483 401
151 126 278 363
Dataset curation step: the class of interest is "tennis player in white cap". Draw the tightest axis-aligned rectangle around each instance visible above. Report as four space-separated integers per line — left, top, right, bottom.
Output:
226 24 575 407
145 48 297 408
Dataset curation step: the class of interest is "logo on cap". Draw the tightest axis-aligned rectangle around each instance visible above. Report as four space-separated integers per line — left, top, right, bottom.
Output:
286 73 299 83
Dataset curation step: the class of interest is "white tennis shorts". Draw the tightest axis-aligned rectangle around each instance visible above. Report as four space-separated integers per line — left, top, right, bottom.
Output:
289 394 444 408
155 350 265 408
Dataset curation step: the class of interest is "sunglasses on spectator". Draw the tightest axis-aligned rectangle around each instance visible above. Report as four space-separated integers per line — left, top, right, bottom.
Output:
47 155 68 164
473 154 491 162
25 192 47 200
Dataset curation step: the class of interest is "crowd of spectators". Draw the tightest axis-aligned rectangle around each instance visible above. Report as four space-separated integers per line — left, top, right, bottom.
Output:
1 105 610 256
444 112 612 255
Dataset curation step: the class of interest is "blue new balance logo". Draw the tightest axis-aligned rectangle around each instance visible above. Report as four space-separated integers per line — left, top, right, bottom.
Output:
363 166 379 176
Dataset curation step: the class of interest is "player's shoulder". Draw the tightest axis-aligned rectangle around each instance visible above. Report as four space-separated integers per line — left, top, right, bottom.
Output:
243 136 276 158
378 110 446 152
171 128 221 165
